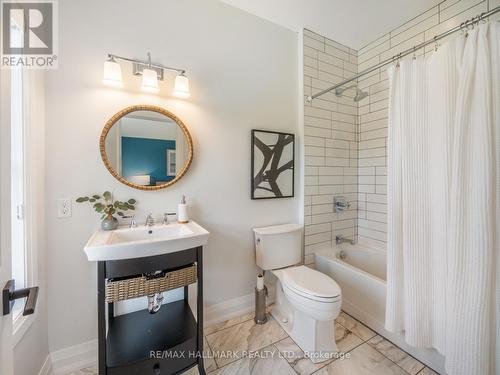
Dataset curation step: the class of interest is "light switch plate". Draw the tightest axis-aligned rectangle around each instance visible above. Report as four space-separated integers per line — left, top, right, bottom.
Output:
57 198 72 218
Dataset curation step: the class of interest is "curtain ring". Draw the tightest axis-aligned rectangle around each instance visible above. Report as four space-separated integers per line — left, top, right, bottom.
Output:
395 53 400 68
462 21 470 37
433 36 439 52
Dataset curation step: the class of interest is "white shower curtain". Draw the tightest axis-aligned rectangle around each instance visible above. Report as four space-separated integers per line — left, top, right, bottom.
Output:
386 22 500 375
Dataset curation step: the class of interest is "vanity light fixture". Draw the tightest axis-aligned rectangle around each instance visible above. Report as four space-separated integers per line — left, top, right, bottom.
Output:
141 52 160 93
102 56 124 88
103 52 190 98
174 72 191 99
141 68 159 93
173 72 191 98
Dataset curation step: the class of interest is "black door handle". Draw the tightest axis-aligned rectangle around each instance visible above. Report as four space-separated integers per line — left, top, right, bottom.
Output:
2 279 39 316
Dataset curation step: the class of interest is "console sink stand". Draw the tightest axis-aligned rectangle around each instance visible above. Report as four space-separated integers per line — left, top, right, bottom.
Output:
97 246 205 375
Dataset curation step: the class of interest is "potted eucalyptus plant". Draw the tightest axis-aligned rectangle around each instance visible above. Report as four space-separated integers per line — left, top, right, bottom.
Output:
76 191 136 230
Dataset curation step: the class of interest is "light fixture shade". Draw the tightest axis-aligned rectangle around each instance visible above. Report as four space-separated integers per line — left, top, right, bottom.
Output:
173 74 190 98
141 68 159 93
102 59 123 88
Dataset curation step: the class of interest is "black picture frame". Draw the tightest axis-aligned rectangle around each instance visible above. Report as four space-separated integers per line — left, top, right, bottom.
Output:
251 129 295 200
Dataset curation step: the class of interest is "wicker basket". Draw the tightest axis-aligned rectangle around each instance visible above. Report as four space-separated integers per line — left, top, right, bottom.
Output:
105 265 197 303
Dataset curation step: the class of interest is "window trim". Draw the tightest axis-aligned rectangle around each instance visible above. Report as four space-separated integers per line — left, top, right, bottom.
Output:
9 23 42 344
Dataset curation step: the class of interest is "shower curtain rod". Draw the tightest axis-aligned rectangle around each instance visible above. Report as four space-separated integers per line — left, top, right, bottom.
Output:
306 5 500 102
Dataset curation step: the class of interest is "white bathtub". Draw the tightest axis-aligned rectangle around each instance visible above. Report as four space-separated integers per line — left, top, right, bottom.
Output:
315 244 445 374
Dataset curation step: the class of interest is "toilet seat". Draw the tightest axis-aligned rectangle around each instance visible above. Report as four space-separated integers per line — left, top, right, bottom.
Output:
281 266 341 302
284 283 341 304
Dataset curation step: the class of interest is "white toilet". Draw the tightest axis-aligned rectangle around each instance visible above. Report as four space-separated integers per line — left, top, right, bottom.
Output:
253 223 342 363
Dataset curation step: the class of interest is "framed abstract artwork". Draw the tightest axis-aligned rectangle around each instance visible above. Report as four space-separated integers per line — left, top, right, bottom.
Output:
251 129 295 199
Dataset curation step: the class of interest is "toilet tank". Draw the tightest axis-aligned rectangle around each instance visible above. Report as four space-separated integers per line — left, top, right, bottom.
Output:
253 224 302 270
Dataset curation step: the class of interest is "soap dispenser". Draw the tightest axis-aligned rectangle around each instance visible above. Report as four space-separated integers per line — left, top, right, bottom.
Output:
178 195 189 223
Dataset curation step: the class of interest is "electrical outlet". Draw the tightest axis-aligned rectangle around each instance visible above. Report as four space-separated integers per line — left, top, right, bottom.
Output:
57 198 72 218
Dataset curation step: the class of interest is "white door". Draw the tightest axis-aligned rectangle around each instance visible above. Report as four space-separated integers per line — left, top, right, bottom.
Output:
0 64 14 375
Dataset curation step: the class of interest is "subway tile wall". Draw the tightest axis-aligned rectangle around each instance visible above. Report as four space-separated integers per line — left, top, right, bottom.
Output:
303 30 358 265
304 0 500 259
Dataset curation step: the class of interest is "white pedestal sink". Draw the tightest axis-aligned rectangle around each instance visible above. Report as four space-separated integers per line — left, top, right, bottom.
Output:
84 221 209 261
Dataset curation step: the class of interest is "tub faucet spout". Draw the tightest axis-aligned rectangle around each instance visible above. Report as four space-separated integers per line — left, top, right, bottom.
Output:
336 235 355 245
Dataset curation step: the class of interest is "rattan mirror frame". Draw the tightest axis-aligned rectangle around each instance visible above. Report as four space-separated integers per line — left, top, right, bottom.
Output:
100 105 194 191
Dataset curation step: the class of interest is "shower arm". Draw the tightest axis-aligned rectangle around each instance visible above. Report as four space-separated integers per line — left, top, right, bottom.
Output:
306 6 500 102
335 84 357 96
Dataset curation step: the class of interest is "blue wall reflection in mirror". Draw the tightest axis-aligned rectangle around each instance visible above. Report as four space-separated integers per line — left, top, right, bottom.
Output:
122 137 176 184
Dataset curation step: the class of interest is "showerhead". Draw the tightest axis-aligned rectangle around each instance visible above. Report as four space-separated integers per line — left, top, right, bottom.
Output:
353 88 369 102
335 85 369 102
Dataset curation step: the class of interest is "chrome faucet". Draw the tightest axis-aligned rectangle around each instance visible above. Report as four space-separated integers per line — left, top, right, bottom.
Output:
162 213 176 225
145 213 155 227
123 215 137 228
129 215 137 228
336 235 355 245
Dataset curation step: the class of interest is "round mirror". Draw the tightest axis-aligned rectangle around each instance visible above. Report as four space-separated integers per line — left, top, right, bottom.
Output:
100 105 193 190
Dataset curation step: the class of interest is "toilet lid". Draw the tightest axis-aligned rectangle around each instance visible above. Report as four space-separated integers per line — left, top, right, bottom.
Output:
283 266 341 299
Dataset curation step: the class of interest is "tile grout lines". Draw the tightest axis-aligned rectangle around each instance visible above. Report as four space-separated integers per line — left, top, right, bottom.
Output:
338 311 423 375
205 309 426 375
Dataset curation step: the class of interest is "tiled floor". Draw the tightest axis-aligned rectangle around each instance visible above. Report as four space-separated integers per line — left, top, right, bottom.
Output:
70 311 440 375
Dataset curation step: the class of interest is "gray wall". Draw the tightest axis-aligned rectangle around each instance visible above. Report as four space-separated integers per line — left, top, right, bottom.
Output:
45 0 300 352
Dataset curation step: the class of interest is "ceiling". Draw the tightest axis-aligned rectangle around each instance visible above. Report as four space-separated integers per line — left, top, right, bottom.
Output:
219 0 442 50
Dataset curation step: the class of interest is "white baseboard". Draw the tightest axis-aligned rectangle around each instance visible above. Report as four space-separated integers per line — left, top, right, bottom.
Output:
48 292 265 374
204 292 255 327
50 340 97 375
204 285 276 327
38 355 53 375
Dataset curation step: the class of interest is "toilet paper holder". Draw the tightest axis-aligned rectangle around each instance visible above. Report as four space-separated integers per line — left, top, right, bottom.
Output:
254 274 268 324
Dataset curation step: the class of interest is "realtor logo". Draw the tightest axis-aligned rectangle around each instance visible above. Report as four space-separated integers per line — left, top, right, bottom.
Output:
1 0 58 69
